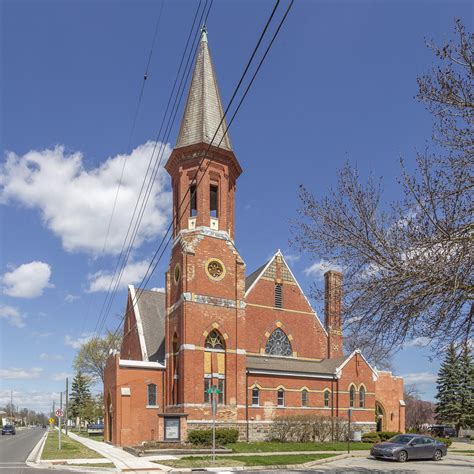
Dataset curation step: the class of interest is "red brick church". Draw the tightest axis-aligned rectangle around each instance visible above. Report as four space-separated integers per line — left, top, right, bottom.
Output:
104 29 405 446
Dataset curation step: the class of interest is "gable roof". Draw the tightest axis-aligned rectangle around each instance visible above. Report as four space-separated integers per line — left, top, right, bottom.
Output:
244 250 328 336
128 286 166 363
245 261 269 292
246 354 346 378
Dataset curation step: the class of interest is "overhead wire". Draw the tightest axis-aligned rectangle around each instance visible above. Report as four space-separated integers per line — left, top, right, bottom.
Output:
91 0 212 338
78 0 166 336
107 0 295 348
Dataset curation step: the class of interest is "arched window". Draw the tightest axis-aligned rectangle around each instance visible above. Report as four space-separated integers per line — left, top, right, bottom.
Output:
147 384 157 406
359 386 366 408
204 329 226 405
205 330 225 350
324 389 331 408
277 388 285 407
252 387 260 406
301 389 308 407
265 328 292 356
349 385 356 408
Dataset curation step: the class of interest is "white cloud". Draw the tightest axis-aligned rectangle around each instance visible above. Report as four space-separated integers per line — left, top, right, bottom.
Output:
304 259 342 280
402 372 438 385
0 141 172 256
404 337 431 348
0 389 60 413
283 254 300 263
0 367 43 379
51 372 71 381
64 294 80 303
2 261 53 298
87 259 150 293
39 353 63 361
64 333 94 349
150 287 165 293
0 304 26 328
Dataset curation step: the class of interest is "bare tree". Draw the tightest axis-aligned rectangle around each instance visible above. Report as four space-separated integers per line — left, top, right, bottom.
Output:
73 331 121 383
292 19 473 358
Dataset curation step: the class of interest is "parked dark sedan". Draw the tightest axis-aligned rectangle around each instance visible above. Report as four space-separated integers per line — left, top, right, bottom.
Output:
371 434 447 462
1 425 16 435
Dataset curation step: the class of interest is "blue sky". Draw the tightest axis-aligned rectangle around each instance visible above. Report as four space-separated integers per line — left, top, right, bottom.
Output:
1 0 471 413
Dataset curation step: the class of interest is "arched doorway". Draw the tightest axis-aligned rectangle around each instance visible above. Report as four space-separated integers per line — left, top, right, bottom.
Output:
375 401 386 432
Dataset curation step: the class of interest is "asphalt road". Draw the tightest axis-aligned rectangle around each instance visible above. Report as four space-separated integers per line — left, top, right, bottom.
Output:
0 427 81 473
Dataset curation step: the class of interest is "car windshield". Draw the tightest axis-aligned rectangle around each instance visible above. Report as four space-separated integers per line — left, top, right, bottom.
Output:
389 435 415 444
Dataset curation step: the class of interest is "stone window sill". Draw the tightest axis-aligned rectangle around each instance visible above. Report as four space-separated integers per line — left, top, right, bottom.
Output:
146 405 159 409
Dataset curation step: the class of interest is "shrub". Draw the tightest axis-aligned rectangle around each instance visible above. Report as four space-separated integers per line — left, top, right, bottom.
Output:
379 431 400 441
436 437 452 447
361 432 381 443
269 415 348 442
187 428 239 446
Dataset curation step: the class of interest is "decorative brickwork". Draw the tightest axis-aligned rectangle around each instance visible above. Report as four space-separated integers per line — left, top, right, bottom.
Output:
103 29 404 447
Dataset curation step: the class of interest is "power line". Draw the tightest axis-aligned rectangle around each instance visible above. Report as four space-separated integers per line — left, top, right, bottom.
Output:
79 0 166 336
91 1 212 338
108 0 295 346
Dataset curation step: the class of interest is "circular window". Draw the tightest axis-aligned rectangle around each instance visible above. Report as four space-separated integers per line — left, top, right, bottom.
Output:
205 258 225 281
173 264 181 284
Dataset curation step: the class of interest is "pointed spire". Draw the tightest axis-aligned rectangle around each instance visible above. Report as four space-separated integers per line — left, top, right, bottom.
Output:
175 28 232 151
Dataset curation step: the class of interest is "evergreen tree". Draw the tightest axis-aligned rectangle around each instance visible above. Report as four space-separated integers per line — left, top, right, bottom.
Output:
435 344 463 433
459 346 474 429
69 372 92 430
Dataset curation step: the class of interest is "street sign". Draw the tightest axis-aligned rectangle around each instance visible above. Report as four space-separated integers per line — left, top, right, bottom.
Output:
49 417 55 424
55 408 64 417
206 386 221 394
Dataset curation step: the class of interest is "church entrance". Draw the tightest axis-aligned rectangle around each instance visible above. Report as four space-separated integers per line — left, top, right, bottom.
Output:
375 401 386 432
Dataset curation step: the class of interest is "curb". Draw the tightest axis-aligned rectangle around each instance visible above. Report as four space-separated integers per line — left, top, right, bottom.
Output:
166 452 352 472
26 430 48 464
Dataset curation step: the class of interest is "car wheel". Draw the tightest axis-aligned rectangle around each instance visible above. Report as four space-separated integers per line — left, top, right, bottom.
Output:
433 449 443 461
397 450 408 462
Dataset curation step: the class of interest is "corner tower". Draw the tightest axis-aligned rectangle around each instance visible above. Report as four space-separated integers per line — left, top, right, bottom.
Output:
164 29 246 419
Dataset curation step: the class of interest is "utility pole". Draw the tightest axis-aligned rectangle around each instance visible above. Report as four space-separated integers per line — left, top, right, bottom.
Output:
59 392 62 450
65 378 69 435
10 390 13 422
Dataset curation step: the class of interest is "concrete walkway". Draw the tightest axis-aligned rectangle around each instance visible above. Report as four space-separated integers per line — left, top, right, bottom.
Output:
65 431 173 472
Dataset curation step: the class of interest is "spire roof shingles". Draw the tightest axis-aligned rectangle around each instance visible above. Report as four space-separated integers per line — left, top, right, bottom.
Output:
175 28 232 151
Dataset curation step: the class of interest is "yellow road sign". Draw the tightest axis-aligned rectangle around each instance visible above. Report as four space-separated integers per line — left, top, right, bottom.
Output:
49 417 55 424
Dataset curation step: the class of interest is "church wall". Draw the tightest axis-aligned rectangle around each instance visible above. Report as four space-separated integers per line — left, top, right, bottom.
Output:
375 371 405 432
104 353 165 446
336 353 376 423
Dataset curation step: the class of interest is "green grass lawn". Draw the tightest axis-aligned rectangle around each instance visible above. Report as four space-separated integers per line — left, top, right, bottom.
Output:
226 441 373 453
71 429 104 442
68 462 115 468
41 431 104 460
160 453 337 468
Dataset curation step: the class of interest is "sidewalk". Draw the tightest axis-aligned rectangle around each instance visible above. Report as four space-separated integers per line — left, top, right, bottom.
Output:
65 430 174 472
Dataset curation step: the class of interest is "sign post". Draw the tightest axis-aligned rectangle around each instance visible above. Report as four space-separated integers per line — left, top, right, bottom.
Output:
206 385 221 463
55 408 64 450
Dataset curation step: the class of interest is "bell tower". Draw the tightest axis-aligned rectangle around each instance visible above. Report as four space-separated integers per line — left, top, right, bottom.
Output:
164 29 246 420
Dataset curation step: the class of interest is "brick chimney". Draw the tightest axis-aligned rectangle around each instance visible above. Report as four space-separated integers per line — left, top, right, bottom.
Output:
324 270 344 358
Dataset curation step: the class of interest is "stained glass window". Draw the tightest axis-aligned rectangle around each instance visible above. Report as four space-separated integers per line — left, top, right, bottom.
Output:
265 328 292 356
147 384 157 406
349 385 356 408
359 386 365 408
205 330 225 350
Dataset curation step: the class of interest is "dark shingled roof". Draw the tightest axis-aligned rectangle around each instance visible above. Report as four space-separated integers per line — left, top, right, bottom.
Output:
245 261 269 292
135 289 166 363
246 354 348 376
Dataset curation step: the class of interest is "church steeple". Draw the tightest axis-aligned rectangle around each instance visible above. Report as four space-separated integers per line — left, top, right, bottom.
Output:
175 27 232 151
166 28 241 239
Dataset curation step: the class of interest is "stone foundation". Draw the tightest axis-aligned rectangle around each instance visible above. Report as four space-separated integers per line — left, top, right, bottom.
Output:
186 420 376 442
